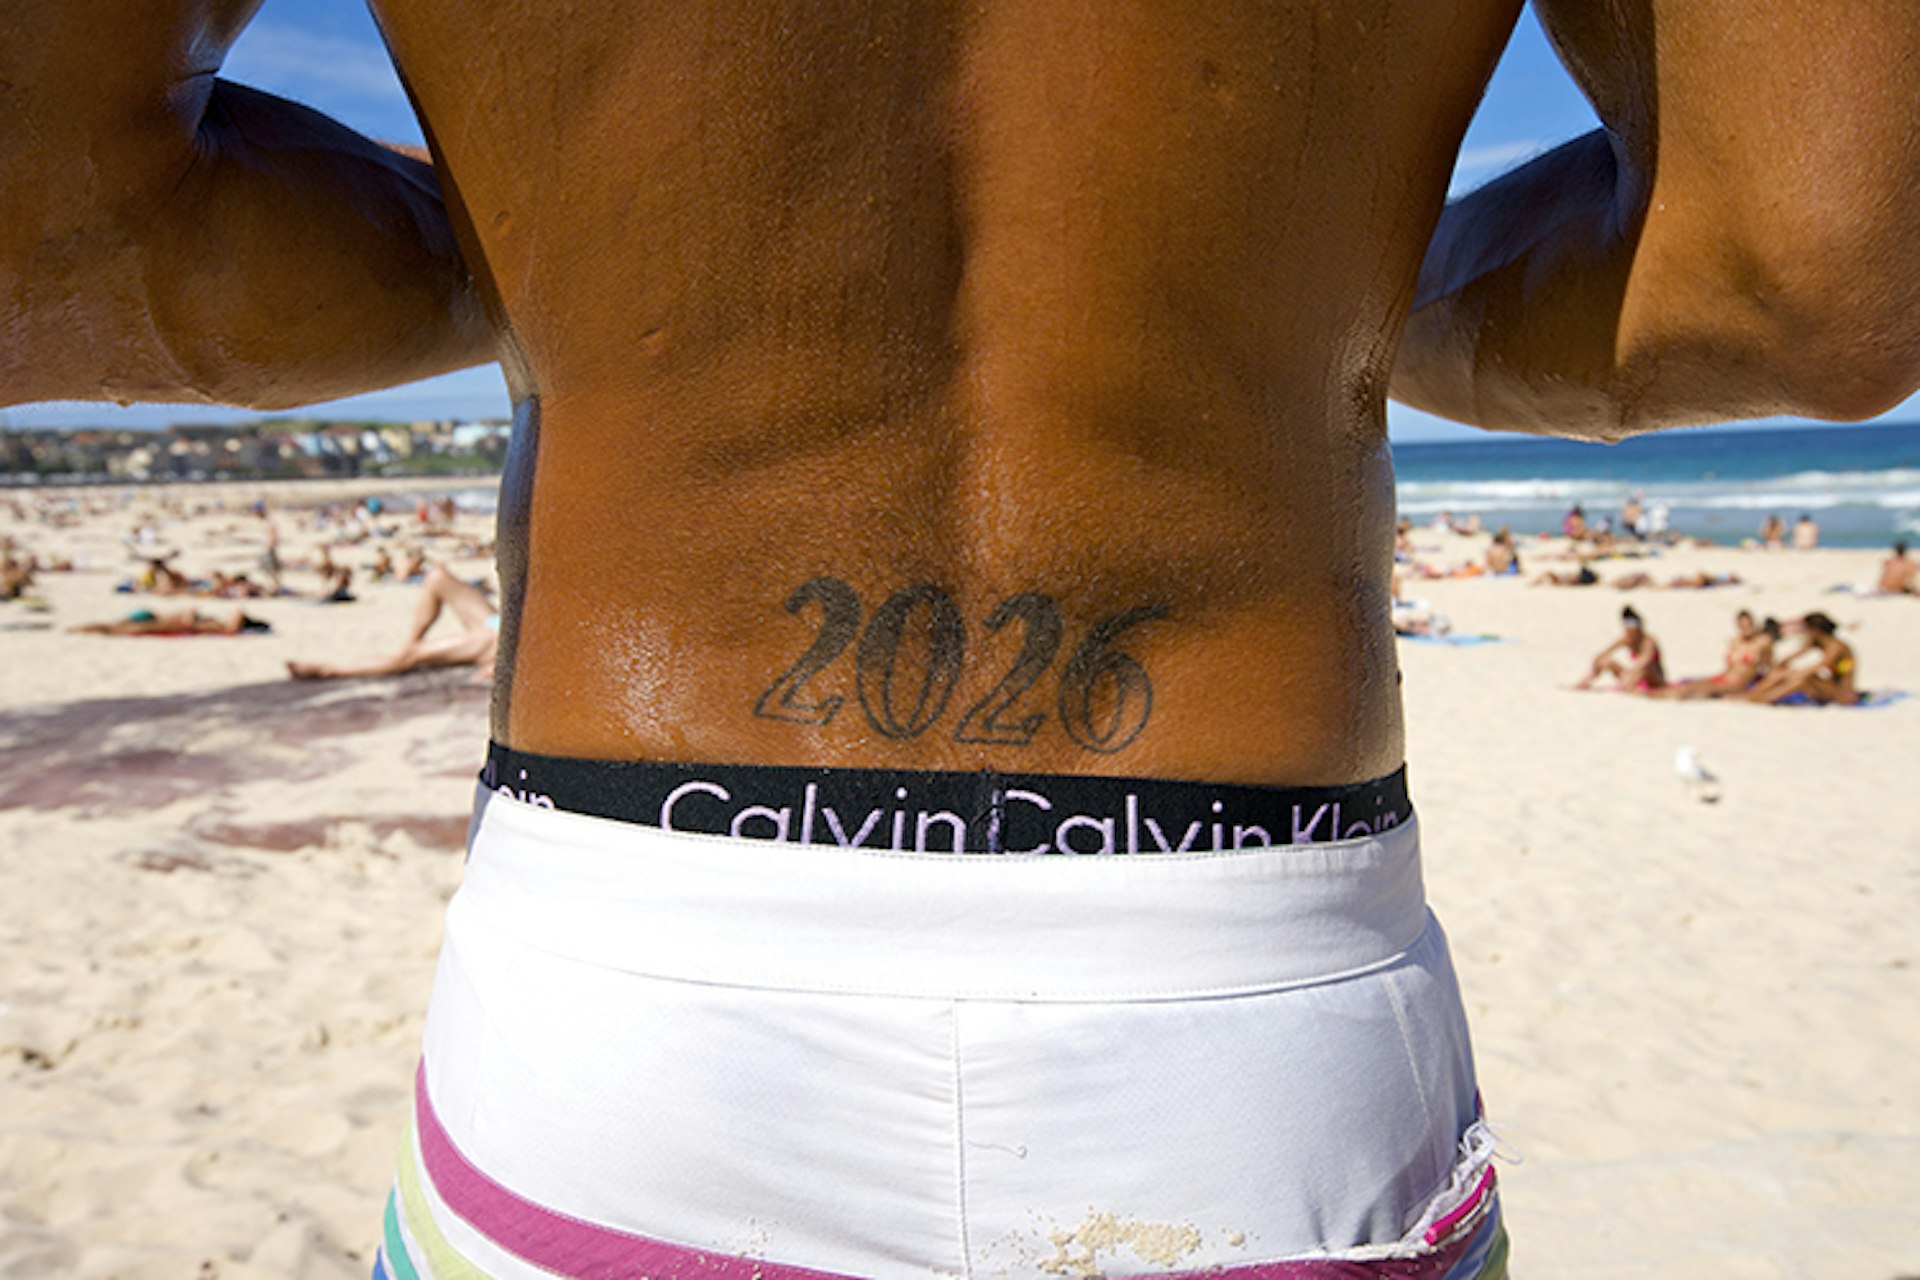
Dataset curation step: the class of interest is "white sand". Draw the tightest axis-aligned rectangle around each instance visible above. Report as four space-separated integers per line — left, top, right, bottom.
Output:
2 487 1917 1278
1401 528 1920 1279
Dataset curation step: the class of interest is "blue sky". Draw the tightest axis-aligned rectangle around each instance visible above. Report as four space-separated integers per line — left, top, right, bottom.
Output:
10 3 1917 441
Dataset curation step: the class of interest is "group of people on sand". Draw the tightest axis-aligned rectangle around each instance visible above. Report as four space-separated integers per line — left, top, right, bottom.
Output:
62 557 501 668
1537 562 1743 590
1756 512 1820 551
34 492 502 654
1560 495 1674 548
122 554 291 600
1396 518 1525 580
0 534 77 602
1578 606 1861 706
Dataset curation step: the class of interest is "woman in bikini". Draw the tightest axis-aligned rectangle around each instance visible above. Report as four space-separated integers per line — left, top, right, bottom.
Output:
1575 605 1667 692
1747 613 1860 705
1659 610 1777 700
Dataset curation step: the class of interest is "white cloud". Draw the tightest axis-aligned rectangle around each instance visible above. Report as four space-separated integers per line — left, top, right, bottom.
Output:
1448 139 1549 195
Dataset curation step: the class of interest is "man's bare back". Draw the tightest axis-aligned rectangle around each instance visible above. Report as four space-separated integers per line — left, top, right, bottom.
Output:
365 1 1520 785
10 0 1920 789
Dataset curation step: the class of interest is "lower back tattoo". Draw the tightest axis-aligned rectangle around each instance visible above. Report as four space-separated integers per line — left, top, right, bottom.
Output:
753 578 1167 754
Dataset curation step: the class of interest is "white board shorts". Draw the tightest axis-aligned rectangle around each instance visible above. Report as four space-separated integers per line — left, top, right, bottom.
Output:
376 786 1506 1280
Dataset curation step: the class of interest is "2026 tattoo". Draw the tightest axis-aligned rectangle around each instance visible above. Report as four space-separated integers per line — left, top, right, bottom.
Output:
753 578 1166 753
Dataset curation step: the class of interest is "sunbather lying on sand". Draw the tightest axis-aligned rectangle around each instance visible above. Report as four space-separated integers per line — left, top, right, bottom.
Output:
1535 563 1600 587
73 608 271 635
1611 569 1742 590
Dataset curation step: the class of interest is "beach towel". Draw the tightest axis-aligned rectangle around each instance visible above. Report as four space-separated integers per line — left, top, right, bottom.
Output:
1399 632 1505 646
1825 584 1917 598
1775 690 1908 708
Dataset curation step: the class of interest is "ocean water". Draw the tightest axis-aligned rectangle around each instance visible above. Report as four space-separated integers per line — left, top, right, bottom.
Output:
1392 421 1920 548
448 421 1920 549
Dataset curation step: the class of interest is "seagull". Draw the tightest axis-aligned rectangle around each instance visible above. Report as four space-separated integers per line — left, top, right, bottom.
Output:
1674 745 1721 804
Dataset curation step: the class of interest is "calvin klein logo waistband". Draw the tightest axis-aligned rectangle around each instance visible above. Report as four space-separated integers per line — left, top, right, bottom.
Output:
482 743 1410 855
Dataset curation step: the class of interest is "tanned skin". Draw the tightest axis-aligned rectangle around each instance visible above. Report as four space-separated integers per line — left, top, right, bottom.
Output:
6 2 1920 787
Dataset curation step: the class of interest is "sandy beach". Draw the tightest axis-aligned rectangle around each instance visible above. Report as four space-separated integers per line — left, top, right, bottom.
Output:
2 483 1916 1279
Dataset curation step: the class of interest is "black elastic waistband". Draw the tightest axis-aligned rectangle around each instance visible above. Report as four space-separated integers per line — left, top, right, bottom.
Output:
481 743 1410 854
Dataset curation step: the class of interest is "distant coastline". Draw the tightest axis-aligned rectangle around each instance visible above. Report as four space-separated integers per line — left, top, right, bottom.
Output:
0 417 509 488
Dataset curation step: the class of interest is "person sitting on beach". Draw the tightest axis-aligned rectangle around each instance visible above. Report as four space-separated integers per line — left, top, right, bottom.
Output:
1392 608 1454 639
135 556 194 596
1792 513 1820 550
1484 527 1521 576
1646 500 1672 542
1388 573 1450 637
368 546 395 581
256 512 283 593
1746 612 1859 706
287 565 497 680
1620 493 1645 540
318 564 357 604
1758 514 1787 550
1562 504 1588 541
73 607 271 636
0 551 35 601
1575 606 1666 692
1876 541 1918 595
1659 610 1777 699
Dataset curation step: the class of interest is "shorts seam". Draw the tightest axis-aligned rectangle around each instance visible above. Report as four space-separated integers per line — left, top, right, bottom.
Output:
1379 950 1443 1205
950 1003 974 1280
1381 965 1435 1135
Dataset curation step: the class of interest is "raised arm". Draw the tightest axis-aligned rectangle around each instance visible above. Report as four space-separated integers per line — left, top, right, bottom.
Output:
1392 0 1920 440
1 0 493 410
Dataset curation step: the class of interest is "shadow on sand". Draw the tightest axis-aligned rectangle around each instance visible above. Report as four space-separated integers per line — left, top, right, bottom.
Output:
0 673 487 850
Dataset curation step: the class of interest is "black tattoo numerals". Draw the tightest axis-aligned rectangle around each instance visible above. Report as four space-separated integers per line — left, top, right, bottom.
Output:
1057 605 1167 753
752 577 861 725
856 585 965 738
953 593 1061 745
753 580 1165 754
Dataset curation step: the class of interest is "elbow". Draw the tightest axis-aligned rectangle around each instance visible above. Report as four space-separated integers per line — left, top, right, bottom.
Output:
1772 323 1920 422
1616 220 1920 430
1729 220 1920 421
